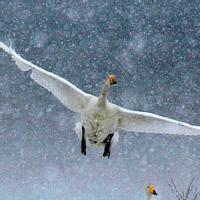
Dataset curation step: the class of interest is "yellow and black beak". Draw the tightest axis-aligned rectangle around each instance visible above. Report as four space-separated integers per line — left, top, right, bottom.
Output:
152 190 158 195
148 185 158 195
107 74 117 85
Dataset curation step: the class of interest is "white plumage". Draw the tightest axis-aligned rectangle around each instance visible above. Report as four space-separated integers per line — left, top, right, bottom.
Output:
1 42 200 156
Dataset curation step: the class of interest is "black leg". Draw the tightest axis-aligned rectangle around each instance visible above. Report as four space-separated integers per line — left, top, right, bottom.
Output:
103 134 114 158
81 126 86 155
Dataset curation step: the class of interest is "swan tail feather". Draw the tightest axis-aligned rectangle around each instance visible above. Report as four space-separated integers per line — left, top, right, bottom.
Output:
74 122 82 140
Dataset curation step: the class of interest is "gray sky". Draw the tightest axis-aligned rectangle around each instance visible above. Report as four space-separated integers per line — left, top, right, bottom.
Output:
0 1 199 199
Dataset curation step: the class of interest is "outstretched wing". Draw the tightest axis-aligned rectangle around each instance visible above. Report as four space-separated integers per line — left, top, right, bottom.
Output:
0 42 94 113
117 106 200 136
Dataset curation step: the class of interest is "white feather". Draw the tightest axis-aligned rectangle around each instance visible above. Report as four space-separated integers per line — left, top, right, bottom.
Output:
117 107 200 136
74 122 82 139
0 42 94 113
1 41 199 157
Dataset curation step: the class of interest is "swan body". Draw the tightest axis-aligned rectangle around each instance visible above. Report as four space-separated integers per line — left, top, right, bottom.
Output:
1 42 200 157
82 97 119 144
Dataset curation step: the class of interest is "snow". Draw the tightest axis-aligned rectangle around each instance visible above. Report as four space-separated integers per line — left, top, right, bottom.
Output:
0 0 199 200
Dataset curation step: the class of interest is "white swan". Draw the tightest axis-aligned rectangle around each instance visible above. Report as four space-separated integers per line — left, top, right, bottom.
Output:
1 42 200 157
146 185 157 200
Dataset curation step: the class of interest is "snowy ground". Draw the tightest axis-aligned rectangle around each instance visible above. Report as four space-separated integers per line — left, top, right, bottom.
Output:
0 1 199 199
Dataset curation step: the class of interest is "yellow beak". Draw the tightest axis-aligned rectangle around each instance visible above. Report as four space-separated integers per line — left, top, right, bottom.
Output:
148 185 158 195
107 75 117 85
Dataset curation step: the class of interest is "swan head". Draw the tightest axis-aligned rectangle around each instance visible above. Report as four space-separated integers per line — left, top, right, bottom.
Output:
147 185 158 196
107 74 117 86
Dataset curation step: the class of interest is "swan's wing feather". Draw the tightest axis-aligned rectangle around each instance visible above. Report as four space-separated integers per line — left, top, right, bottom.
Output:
117 107 200 136
0 42 93 112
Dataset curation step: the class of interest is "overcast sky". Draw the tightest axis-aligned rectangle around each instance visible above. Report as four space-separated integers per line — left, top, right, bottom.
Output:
0 1 199 200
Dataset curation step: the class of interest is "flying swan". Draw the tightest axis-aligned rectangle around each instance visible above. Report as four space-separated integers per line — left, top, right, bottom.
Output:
1 42 200 158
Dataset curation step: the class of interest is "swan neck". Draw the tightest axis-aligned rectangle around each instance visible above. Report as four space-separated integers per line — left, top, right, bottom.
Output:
98 81 109 105
147 194 152 200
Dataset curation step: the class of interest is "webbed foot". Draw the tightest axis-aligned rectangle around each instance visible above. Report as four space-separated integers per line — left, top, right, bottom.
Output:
103 134 114 158
81 126 86 155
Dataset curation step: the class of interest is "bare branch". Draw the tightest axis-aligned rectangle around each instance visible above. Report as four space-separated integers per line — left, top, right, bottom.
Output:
169 178 199 200
170 178 182 200
185 179 194 199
